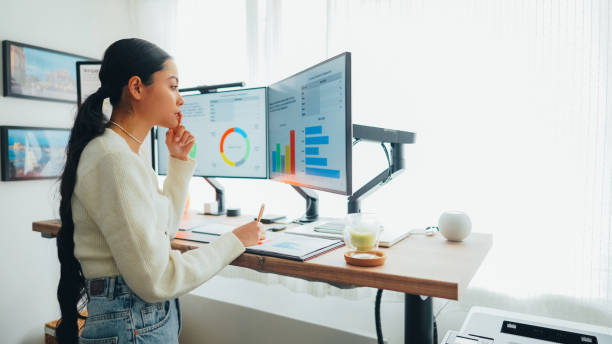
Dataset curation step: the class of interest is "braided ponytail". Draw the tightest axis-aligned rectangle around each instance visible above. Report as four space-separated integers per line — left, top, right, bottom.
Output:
56 87 107 343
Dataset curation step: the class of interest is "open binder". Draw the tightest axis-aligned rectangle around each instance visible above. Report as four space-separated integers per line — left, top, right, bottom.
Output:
245 233 344 261
175 231 344 261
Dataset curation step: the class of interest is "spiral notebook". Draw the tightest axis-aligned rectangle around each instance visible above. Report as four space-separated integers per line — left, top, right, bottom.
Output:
245 233 344 261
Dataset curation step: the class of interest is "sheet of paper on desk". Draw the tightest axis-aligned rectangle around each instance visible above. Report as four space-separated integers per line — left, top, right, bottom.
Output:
245 233 344 261
284 222 342 240
190 223 235 235
179 217 209 230
174 230 219 243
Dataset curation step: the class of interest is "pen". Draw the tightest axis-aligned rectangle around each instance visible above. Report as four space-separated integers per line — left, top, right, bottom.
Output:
256 204 266 245
256 204 265 223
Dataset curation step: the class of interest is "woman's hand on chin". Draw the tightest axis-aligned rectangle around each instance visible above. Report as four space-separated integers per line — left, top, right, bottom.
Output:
165 112 195 161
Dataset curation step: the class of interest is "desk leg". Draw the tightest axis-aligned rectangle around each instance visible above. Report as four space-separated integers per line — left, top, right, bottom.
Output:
404 294 433 344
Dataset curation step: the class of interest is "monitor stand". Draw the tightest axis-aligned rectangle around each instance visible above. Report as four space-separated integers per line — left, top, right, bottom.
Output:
203 177 226 216
347 124 416 214
291 185 319 223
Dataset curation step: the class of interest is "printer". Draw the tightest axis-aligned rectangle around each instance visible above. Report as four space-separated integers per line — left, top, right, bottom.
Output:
441 306 612 344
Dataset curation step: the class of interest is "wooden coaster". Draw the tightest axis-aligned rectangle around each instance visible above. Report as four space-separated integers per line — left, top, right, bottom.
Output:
344 250 386 267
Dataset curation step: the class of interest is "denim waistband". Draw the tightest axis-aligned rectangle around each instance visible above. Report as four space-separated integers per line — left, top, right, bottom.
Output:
86 275 131 300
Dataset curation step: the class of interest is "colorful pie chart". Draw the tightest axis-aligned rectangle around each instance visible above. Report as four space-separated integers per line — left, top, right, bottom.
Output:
219 127 250 167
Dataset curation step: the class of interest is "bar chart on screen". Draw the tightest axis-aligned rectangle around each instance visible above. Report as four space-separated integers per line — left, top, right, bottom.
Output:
270 124 341 179
271 129 296 175
303 125 340 179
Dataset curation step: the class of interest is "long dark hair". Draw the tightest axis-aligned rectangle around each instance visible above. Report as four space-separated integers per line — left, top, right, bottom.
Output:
56 38 170 343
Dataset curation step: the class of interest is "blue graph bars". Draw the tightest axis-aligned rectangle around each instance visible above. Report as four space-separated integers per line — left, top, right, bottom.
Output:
306 167 340 179
305 125 322 135
305 136 329 145
305 147 319 155
305 157 327 166
304 125 340 179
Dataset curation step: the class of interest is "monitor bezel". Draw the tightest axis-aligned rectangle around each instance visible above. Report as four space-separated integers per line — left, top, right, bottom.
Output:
155 86 269 179
268 52 352 196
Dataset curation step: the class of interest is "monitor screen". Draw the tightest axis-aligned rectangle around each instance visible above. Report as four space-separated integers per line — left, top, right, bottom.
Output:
268 52 352 195
156 87 268 178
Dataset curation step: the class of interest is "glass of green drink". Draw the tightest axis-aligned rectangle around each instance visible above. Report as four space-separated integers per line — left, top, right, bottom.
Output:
343 213 382 252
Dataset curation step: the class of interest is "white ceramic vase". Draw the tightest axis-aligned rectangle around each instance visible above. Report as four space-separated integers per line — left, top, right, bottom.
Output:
438 211 472 242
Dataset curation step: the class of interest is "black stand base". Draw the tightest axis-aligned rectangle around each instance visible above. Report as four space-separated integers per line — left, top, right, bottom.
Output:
296 215 318 223
404 294 433 344
291 185 319 223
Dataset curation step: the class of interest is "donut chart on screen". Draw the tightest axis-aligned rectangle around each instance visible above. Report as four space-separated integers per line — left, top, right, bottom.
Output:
219 127 250 167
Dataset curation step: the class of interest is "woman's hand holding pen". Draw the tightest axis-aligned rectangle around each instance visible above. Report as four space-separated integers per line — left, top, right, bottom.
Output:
233 204 266 247
232 221 266 247
166 112 195 161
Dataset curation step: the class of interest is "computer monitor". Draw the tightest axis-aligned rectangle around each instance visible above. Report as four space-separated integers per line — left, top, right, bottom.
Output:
156 87 268 178
268 52 352 195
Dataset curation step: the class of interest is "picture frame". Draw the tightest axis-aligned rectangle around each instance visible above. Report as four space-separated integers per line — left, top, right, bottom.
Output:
76 61 102 105
2 40 93 103
1 126 70 181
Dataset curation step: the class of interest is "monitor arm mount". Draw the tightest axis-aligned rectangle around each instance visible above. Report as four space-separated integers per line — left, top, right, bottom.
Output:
347 124 416 214
203 177 226 216
291 185 319 223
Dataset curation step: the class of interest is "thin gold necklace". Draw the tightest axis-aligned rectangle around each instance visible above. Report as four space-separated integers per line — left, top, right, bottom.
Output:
109 120 143 144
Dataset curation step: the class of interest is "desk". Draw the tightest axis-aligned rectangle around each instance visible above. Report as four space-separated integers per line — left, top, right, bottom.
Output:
33 213 492 343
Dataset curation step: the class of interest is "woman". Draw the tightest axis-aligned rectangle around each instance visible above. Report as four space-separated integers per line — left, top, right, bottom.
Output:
56 38 265 344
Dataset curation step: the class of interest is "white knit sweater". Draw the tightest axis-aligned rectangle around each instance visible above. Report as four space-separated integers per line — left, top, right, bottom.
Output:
72 128 245 302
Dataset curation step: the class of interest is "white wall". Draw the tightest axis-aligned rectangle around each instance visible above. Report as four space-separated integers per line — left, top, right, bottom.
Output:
0 1 133 342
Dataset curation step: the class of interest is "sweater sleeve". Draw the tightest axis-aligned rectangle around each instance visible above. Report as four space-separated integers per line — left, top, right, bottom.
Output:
161 156 196 238
75 151 245 302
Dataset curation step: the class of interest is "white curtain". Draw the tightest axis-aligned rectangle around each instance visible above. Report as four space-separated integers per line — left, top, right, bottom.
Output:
167 0 611 326
339 0 612 326
128 0 179 54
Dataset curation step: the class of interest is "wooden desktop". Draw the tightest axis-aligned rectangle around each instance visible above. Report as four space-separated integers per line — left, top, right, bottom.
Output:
33 212 492 343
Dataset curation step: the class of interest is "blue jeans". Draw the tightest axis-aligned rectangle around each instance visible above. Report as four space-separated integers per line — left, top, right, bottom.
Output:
79 276 181 344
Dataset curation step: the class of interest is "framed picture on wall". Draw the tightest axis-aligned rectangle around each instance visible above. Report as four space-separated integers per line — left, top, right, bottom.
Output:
76 61 103 106
76 61 115 122
2 40 93 103
0 126 70 181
